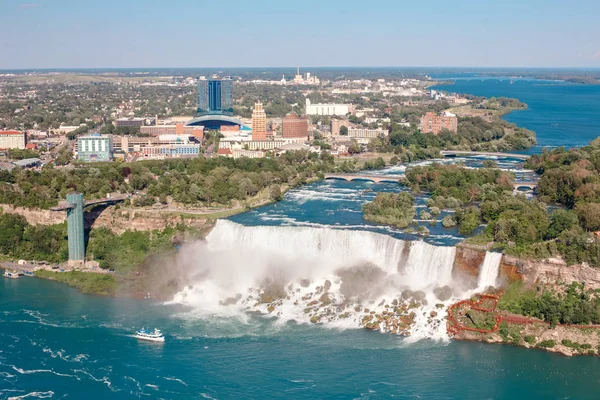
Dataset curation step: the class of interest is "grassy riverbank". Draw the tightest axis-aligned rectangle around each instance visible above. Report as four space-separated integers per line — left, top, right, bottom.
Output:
34 270 117 296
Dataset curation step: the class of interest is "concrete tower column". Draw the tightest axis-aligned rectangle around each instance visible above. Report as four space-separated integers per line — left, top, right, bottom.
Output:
66 193 85 264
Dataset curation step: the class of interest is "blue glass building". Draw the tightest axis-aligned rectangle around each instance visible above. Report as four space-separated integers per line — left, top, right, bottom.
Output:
197 77 233 116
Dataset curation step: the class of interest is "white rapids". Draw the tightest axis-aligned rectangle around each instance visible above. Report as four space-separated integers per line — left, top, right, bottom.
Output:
169 220 502 341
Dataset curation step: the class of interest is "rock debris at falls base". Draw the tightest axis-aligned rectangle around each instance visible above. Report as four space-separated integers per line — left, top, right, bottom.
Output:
230 278 451 337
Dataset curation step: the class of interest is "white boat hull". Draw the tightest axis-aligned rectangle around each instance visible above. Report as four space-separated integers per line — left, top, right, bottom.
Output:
136 335 165 342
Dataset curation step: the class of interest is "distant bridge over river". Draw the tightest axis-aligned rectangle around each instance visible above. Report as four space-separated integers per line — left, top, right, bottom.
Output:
324 173 406 184
324 173 536 190
440 150 529 160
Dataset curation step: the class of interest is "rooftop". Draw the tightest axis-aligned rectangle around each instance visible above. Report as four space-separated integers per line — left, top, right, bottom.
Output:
0 130 24 135
12 158 41 168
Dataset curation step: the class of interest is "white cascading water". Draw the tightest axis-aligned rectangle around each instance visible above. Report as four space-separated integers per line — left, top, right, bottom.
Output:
477 252 503 290
170 220 465 340
403 241 456 289
205 220 406 275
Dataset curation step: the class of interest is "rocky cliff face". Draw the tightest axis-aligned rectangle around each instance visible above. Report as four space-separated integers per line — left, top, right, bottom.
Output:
0 204 66 225
0 203 214 234
504 255 600 290
86 208 214 234
453 243 600 290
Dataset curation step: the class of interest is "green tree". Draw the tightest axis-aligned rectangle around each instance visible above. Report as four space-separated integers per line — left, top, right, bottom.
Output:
348 140 362 154
576 203 600 231
547 209 579 239
456 207 481 235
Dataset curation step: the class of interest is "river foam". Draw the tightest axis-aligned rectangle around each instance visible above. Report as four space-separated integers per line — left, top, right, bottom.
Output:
170 220 502 340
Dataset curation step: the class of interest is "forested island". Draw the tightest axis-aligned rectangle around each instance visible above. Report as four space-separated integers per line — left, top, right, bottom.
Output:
360 137 600 355
363 138 600 267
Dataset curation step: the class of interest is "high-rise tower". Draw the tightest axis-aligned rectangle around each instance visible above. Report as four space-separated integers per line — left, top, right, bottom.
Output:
251 102 267 141
197 76 233 116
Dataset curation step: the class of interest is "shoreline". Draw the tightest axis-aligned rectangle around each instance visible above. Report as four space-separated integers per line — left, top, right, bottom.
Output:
6 244 600 359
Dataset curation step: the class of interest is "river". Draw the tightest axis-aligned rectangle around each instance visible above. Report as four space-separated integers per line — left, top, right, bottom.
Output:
431 76 600 152
2 79 600 399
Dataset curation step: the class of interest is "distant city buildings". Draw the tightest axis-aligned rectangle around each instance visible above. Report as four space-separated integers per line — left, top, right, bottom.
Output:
53 125 83 135
292 67 321 85
77 134 113 162
419 112 458 134
251 102 267 141
74 133 201 160
305 98 350 116
115 135 200 158
114 117 147 128
197 76 233 116
282 112 309 140
219 138 285 151
0 130 26 150
231 149 265 159
348 128 388 143
140 123 204 139
330 119 348 136
364 117 391 124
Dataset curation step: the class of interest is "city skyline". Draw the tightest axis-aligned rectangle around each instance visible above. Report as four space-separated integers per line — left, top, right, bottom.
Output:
1 0 600 69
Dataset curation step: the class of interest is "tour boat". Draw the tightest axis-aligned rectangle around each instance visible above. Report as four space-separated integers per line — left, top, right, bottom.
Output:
3 270 21 279
135 328 165 342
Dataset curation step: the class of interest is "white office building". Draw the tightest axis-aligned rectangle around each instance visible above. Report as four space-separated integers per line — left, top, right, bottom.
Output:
305 98 350 116
0 131 26 150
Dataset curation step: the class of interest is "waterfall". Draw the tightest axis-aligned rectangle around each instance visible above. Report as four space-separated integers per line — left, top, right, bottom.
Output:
403 241 456 289
170 220 464 340
477 252 503 290
205 220 457 289
206 219 407 276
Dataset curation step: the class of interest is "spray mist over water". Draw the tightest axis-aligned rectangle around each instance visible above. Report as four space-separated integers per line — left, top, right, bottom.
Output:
169 220 501 341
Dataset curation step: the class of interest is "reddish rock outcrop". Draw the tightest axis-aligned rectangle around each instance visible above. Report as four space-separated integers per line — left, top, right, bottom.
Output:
453 244 487 278
498 256 524 283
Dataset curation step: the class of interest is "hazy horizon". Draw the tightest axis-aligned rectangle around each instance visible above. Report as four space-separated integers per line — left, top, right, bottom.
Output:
2 0 600 69
2 66 600 73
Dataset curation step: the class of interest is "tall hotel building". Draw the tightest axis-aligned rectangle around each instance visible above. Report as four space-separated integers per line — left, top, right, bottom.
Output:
251 102 267 140
197 76 233 116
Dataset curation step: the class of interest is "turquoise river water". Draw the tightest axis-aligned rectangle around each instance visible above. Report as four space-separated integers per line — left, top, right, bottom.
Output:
2 78 600 399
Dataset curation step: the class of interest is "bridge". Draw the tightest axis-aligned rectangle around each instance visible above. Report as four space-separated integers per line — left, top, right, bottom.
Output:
50 193 129 264
50 193 130 211
325 173 537 190
514 182 537 190
441 150 529 160
324 173 406 184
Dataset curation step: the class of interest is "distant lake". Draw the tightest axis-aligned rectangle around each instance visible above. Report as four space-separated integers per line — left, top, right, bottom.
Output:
431 77 600 153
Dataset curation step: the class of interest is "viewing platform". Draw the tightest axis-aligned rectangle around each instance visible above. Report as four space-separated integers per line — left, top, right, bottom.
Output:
50 193 130 211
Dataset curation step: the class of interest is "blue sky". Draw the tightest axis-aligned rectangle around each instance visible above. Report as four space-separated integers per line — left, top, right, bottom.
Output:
1 0 600 69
